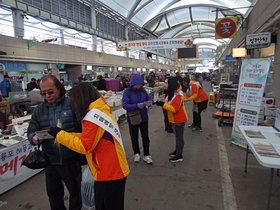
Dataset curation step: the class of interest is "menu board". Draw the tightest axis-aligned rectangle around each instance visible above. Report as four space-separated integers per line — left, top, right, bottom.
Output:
231 58 271 147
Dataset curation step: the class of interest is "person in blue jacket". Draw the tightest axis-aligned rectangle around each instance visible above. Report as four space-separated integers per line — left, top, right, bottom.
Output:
0 75 11 97
122 73 153 164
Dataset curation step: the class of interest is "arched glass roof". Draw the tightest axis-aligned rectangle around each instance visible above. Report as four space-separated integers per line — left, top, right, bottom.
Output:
96 0 257 49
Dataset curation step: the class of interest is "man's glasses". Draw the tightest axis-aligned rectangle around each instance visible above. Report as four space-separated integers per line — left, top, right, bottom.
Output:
40 91 54 96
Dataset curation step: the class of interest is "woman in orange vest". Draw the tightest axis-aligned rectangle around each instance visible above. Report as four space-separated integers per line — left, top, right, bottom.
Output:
186 73 208 132
155 77 188 162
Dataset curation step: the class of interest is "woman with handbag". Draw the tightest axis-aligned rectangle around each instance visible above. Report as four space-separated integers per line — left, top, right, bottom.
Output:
155 77 188 163
122 73 153 164
48 82 130 210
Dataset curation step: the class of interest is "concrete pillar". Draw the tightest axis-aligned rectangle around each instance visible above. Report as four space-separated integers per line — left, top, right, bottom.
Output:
91 6 97 51
60 29 64 46
12 9 24 38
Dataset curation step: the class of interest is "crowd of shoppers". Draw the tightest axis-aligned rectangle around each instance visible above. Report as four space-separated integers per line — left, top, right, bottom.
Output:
23 71 208 210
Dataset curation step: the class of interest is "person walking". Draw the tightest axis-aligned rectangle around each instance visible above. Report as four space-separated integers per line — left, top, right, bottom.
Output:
186 73 208 132
155 77 188 162
122 73 153 164
0 75 11 97
48 82 130 210
27 75 83 210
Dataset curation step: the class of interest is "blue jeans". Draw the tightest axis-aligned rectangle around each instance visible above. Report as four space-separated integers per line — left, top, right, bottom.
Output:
172 122 186 156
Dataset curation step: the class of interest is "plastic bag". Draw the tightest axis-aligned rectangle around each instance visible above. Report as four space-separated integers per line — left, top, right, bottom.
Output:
23 143 50 169
81 166 95 209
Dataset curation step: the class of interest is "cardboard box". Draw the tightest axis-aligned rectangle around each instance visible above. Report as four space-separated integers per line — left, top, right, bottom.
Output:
0 101 9 111
261 98 274 105
264 105 278 116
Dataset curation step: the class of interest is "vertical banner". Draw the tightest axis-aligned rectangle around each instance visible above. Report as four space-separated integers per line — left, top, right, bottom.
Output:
231 58 271 147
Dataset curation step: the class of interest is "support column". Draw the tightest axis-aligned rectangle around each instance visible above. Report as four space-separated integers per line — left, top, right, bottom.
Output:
100 40 105 53
124 25 129 57
12 9 24 38
60 29 64 46
91 6 97 51
273 31 280 106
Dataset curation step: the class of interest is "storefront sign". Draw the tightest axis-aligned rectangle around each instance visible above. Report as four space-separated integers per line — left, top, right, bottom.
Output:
225 54 237 62
0 61 26 71
260 43 275 57
116 38 194 51
246 32 271 49
232 48 247 58
215 16 237 39
231 58 271 147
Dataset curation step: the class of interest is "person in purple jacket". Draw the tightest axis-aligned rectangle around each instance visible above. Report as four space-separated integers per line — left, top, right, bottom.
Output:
122 73 153 164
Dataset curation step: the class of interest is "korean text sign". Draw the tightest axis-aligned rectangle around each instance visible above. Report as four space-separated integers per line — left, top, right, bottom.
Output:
231 58 271 147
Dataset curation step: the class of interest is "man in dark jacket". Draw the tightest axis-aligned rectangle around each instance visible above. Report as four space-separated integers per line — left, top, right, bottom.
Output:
27 75 82 210
122 73 153 164
26 78 39 91
96 75 107 90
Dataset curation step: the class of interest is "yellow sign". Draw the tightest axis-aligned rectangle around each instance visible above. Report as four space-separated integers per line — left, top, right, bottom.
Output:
232 48 247 57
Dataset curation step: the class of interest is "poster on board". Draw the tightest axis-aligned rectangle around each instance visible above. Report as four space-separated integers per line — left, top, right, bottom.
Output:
231 58 271 147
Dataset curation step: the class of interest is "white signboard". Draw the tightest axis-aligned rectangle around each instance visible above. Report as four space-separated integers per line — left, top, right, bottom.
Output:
246 32 271 49
231 58 271 147
274 108 280 131
116 38 194 51
0 140 43 194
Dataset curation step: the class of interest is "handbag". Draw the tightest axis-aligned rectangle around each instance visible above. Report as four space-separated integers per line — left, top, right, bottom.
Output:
23 143 50 169
128 109 142 125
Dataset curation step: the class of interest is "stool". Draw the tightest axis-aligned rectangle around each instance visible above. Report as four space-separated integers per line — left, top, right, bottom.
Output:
208 92 215 104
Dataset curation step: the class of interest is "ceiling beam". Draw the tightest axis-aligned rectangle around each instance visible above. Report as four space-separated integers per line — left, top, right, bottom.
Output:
127 0 142 20
130 0 154 20
164 14 172 30
189 7 194 25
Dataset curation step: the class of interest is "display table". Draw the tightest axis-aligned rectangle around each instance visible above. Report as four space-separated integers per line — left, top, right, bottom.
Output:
112 108 126 121
238 125 280 210
0 138 43 195
105 79 121 92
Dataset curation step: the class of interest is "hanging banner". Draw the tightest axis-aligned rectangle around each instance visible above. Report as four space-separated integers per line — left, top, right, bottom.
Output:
215 16 237 39
116 38 194 51
231 58 271 147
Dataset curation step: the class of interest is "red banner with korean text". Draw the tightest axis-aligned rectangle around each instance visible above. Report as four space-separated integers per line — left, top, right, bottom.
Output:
215 16 237 39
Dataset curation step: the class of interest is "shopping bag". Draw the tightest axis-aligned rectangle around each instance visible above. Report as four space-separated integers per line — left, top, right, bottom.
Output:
23 143 50 169
81 166 95 209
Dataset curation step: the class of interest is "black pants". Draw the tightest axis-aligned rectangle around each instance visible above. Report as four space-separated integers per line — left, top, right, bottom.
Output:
128 120 150 156
45 161 82 210
94 177 127 210
193 100 208 128
162 108 173 131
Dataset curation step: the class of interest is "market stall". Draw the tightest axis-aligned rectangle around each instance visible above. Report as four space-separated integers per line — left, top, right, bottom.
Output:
0 115 43 195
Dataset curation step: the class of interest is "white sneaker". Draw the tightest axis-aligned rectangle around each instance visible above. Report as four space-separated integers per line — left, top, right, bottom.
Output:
143 156 153 164
133 154 140 163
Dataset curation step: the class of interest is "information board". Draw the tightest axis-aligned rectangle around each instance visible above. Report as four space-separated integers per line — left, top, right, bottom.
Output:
231 58 271 147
